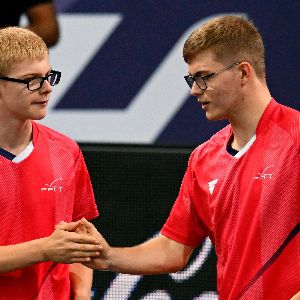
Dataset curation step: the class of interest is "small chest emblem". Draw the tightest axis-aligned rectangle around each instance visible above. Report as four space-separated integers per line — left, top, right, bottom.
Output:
41 177 63 192
254 166 274 180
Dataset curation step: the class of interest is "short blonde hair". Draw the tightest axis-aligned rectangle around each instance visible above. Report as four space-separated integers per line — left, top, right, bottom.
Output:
183 16 265 78
0 26 48 75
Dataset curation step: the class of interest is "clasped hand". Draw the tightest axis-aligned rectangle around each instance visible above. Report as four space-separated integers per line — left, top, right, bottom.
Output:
42 219 103 264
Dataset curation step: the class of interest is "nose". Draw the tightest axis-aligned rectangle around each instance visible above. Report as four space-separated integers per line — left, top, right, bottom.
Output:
190 82 204 97
39 79 52 93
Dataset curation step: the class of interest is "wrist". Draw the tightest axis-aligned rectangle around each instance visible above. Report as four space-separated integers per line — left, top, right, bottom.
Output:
105 247 118 271
37 237 50 262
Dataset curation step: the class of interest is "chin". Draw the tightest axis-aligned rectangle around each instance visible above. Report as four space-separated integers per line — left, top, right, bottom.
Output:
205 112 226 121
33 108 48 120
205 112 219 121
32 113 47 120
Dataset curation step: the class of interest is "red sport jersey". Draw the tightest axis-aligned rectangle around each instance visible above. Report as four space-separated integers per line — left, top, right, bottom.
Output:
161 99 300 299
0 122 99 300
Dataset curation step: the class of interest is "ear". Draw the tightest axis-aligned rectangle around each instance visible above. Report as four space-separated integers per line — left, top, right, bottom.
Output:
239 62 252 85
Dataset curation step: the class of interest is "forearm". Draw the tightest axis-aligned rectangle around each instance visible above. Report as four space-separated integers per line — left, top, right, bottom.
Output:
27 22 59 47
89 235 194 275
74 219 194 275
26 3 59 47
0 238 46 273
69 263 93 299
107 245 176 275
0 223 101 274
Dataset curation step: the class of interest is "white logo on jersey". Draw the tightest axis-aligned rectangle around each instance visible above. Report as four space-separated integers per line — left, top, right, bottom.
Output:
208 179 218 195
41 178 63 192
254 166 274 180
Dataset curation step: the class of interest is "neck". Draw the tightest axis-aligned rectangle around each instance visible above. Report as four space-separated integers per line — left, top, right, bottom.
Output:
229 82 271 151
0 119 32 155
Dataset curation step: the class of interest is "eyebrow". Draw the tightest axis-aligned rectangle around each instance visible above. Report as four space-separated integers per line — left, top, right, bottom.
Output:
189 70 210 77
19 69 53 78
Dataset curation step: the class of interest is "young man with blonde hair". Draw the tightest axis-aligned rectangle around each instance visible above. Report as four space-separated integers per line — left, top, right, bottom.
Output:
0 27 101 299
63 15 299 299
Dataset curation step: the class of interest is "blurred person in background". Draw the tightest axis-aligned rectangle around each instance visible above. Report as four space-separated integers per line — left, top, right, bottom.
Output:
0 0 59 47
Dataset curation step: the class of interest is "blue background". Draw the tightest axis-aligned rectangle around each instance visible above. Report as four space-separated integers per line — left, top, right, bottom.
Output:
53 1 299 146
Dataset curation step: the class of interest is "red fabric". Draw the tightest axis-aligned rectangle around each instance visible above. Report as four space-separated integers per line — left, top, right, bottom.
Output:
161 99 300 299
0 122 99 299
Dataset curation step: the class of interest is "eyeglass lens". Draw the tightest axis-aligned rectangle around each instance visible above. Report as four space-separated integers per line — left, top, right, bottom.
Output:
185 76 206 89
28 73 60 91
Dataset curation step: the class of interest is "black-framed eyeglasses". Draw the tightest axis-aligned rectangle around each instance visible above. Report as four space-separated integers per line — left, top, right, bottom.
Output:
184 62 240 91
0 70 61 91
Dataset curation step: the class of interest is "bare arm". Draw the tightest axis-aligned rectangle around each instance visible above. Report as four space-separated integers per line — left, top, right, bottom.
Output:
77 219 195 275
99 235 194 275
291 291 300 300
69 263 93 300
26 2 59 47
0 238 48 273
0 222 101 273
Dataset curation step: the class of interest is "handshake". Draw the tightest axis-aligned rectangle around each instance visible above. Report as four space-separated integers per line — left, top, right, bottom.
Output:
44 218 108 270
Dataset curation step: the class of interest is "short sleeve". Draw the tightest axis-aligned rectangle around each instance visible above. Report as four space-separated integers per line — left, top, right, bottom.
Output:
161 151 208 247
72 150 99 221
